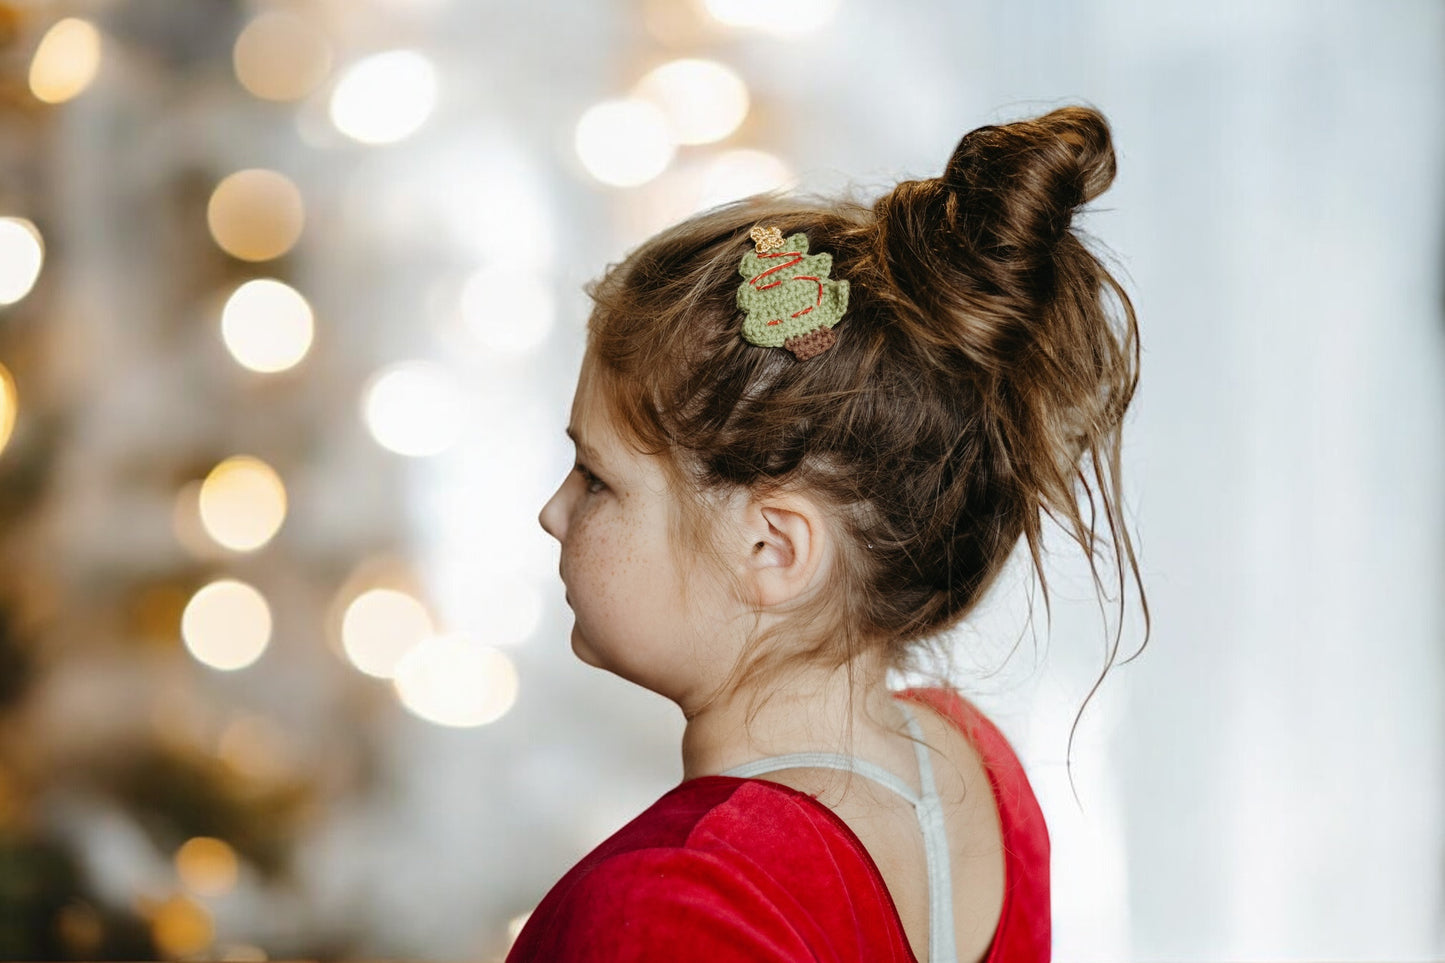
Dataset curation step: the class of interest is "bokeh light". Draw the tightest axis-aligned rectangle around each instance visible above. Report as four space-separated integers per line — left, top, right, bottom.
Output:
198 456 287 552
362 361 462 457
181 579 271 671
701 0 840 33
0 362 16 458
574 99 674 187
221 278 315 373
341 588 433 679
393 634 518 727
233 11 332 102
29 18 102 104
175 837 239 897
148 894 213 959
207 169 305 262
0 217 44 305
696 149 795 210
633 59 749 146
329 50 438 145
459 265 555 356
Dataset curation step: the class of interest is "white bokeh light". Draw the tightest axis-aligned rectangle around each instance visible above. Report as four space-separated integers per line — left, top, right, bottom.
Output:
393 634 519 727
0 217 44 305
362 361 463 457
574 99 674 188
696 149 795 211
633 59 749 146
181 580 271 671
341 588 433 678
221 279 315 373
459 265 555 356
330 50 438 145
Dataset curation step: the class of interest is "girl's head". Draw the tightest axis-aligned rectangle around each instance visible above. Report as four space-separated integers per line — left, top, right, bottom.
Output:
543 106 1143 705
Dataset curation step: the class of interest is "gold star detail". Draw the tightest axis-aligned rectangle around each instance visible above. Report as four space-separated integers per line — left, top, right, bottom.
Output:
750 225 784 254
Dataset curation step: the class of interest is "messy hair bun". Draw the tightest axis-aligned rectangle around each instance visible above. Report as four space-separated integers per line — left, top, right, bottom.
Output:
586 105 1144 685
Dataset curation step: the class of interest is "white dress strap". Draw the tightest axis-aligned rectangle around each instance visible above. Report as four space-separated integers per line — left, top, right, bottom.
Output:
722 751 921 804
718 702 959 962
900 704 958 963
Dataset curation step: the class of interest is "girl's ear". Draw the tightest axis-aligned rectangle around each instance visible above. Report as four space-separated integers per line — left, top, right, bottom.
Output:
737 496 828 609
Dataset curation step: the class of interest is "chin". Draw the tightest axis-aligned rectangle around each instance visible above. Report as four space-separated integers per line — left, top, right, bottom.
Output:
569 624 601 668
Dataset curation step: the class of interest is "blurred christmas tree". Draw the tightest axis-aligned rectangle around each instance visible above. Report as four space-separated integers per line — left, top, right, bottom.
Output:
0 1 416 958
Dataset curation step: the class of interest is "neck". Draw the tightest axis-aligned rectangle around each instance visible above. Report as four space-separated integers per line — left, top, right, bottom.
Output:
679 650 902 781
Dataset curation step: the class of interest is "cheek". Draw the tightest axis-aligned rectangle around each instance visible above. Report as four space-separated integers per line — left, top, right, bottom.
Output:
561 503 675 619
561 508 628 605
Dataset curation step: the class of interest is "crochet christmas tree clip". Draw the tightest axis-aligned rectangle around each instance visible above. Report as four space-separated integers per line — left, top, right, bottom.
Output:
736 229 849 360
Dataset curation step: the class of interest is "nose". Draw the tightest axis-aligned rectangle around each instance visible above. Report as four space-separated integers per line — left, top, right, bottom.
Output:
539 475 569 542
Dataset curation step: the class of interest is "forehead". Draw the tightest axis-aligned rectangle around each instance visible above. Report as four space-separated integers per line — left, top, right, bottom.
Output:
568 359 664 478
568 360 622 452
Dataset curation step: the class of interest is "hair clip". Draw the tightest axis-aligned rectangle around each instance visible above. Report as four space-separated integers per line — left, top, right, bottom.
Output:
736 227 849 360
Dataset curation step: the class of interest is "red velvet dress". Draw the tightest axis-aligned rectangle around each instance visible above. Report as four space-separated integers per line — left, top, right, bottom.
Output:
506 687 1050 962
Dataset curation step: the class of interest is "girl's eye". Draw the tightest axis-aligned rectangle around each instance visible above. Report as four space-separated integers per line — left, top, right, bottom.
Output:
573 463 606 494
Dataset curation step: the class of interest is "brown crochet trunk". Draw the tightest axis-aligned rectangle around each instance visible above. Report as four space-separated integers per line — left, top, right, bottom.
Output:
783 327 837 360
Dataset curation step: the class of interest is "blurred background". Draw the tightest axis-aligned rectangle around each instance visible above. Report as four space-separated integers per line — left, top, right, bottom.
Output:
0 0 1441 960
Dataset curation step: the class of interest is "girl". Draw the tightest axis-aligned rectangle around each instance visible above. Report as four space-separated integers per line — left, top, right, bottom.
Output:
510 105 1143 963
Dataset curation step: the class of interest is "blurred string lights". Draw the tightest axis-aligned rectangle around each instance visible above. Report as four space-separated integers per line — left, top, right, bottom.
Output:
0 214 42 460
1 0 841 736
5 0 841 953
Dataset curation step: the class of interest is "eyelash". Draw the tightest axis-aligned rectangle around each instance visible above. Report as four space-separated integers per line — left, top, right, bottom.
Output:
573 463 606 494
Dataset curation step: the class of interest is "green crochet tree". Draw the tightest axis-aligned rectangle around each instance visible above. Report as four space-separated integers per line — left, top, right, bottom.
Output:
737 229 850 360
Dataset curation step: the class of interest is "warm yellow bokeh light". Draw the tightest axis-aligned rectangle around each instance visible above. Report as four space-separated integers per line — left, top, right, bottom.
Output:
393 634 518 727
149 895 213 959
207 169 305 262
459 265 555 356
221 278 315 373
0 217 44 305
329 50 438 145
181 579 271 671
0 362 16 459
633 59 749 146
574 99 674 188
29 18 102 104
175 837 239 897
361 361 462 457
198 455 287 552
341 588 433 679
233 12 332 102
702 0 839 33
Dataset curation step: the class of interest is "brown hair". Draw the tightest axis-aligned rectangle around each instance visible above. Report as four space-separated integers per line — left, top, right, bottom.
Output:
586 105 1147 699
